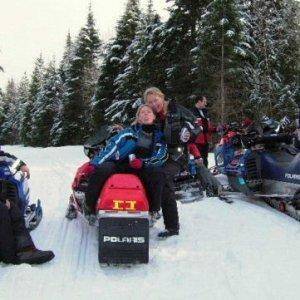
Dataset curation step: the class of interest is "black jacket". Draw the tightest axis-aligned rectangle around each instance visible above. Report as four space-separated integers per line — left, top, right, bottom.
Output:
155 101 198 164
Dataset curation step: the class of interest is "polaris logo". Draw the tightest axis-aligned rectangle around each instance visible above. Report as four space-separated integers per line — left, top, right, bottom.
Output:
103 236 145 244
285 173 300 180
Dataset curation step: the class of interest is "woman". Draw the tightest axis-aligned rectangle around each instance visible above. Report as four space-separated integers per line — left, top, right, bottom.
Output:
144 87 201 238
84 105 168 224
0 197 54 265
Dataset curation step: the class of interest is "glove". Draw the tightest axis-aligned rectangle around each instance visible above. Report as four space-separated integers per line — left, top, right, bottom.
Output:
129 158 143 169
179 127 191 143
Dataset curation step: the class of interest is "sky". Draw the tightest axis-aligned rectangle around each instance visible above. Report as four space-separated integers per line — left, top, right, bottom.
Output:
0 0 170 89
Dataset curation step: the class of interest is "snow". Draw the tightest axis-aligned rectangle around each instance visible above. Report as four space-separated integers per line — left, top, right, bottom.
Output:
226 30 235 37
1 146 300 300
220 18 229 26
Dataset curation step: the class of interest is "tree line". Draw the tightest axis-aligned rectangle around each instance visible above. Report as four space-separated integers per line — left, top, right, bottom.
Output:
0 0 299 147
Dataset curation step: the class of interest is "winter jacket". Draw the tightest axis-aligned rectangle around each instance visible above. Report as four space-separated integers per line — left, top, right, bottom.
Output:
155 101 201 165
192 107 216 146
91 124 168 167
156 101 199 148
0 151 26 170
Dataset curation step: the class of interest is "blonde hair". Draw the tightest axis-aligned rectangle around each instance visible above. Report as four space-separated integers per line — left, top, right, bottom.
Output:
132 104 155 125
143 87 165 103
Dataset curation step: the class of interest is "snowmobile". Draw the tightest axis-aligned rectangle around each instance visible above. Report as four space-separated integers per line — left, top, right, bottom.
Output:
214 116 300 221
66 126 150 264
0 164 42 230
67 170 150 264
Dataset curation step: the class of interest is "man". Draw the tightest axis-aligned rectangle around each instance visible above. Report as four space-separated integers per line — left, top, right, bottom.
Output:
192 95 215 168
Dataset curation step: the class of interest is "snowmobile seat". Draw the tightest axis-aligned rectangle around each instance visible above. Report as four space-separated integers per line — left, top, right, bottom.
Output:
96 173 149 264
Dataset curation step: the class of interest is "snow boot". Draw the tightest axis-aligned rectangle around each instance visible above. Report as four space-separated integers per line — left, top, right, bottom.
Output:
17 249 54 265
157 229 179 239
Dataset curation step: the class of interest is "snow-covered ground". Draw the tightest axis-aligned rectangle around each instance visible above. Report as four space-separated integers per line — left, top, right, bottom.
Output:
0 146 300 300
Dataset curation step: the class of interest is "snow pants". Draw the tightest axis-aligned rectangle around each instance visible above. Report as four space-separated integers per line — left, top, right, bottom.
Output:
85 162 166 213
160 159 180 231
0 202 34 264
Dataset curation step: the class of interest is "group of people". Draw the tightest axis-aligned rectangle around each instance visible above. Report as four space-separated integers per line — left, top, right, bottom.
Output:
0 86 219 266
83 87 221 238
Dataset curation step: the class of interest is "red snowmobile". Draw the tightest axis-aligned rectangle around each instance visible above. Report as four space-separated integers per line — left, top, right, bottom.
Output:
66 126 150 264
67 168 150 264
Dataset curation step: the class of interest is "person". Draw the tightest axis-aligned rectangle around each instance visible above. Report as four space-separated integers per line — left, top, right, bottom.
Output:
144 87 201 238
84 105 168 224
192 95 216 168
0 197 54 265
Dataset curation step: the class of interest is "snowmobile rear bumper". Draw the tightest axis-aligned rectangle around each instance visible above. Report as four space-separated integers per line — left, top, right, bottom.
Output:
98 211 149 264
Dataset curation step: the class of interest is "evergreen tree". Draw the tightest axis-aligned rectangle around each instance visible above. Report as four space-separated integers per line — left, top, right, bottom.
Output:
16 73 30 142
0 87 4 127
0 79 18 144
157 0 208 107
244 0 300 118
192 0 252 123
51 5 102 145
32 60 62 147
91 0 141 128
59 31 73 84
20 55 44 145
108 0 162 123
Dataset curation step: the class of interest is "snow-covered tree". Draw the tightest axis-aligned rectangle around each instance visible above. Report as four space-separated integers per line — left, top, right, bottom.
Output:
107 0 162 124
32 60 62 147
91 0 141 128
0 79 18 144
15 73 30 141
59 31 73 84
192 0 252 123
244 0 300 118
155 0 208 107
20 55 44 145
0 87 4 127
51 5 102 145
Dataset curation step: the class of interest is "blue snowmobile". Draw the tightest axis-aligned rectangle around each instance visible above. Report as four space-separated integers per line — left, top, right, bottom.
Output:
214 116 300 221
0 163 42 230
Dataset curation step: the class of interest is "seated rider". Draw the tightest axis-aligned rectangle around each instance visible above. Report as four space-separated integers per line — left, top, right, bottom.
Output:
84 104 168 223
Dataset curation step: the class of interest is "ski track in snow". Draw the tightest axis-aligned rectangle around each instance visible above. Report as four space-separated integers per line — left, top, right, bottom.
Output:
0 146 300 300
